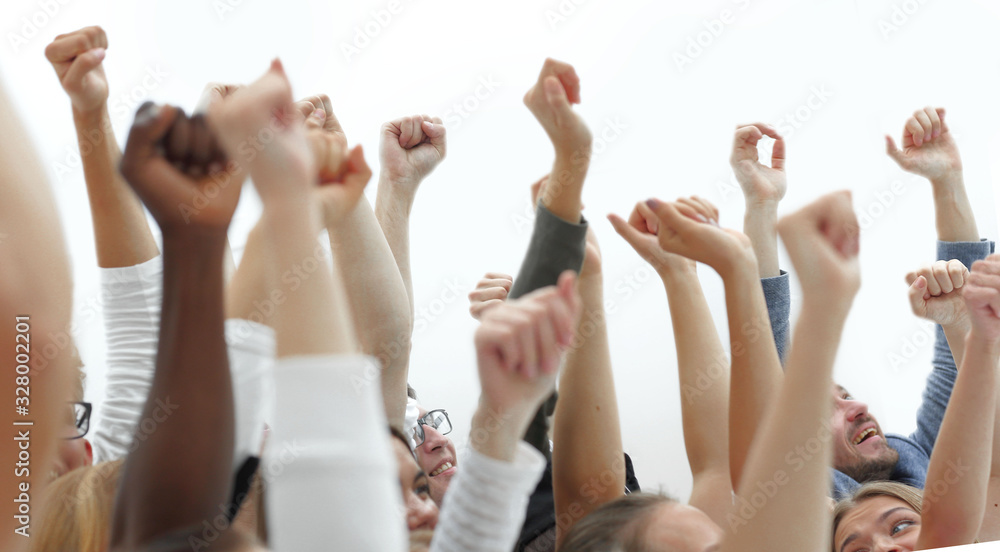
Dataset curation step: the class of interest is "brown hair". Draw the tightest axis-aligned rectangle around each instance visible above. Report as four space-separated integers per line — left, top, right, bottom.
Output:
560 492 674 552
831 481 924 552
31 459 124 552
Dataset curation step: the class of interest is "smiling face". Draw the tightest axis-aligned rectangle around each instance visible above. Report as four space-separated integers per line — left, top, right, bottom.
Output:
413 406 458 506
834 495 921 552
392 437 439 531
831 385 899 483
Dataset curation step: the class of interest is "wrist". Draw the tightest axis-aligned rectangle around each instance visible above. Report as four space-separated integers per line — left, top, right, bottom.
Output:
717 250 758 281
658 261 697 283
160 231 228 258
930 171 965 193
377 173 418 209
469 403 533 462
966 328 1000 354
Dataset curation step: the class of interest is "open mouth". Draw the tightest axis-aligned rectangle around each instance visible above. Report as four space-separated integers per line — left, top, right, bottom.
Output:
430 461 454 477
853 427 878 445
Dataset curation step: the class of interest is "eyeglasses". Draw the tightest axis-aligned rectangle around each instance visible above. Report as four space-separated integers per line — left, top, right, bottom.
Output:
410 409 452 448
65 401 92 440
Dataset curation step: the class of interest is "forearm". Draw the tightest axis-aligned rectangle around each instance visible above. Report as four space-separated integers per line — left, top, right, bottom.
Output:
73 108 158 268
723 306 844 552
743 202 780 278
918 333 998 549
112 234 233 547
662 265 733 524
931 172 978 242
374 173 416 320
723 261 783 490
261 201 356 357
552 272 624 544
470 403 534 463
328 196 411 427
942 321 971 371
661 267 730 478
541 153 588 224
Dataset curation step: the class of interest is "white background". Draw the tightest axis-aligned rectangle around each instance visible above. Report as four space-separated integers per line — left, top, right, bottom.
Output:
2 0 999 504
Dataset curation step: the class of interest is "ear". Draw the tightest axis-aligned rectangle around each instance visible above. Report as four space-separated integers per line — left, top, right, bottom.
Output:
84 438 94 466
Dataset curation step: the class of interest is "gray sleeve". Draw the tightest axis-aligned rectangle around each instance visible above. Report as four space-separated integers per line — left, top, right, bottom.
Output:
513 203 588 459
909 239 995 455
508 202 588 300
761 271 791 367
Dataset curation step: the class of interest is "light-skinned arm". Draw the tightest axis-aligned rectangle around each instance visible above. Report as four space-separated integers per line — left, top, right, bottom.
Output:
717 191 860 552
609 199 733 527
45 26 158 268
918 254 1000 549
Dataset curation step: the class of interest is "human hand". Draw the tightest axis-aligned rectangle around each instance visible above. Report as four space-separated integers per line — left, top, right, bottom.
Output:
379 114 446 186
963 254 1000 343
730 123 787 205
468 273 514 320
905 260 970 328
886 107 962 181
777 191 861 312
523 58 591 157
475 271 581 413
639 196 754 278
119 103 239 234
45 26 109 114
608 200 695 277
208 61 330 211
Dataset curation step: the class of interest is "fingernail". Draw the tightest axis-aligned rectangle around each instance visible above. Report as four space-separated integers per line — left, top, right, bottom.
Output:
696 214 709 223
646 198 660 210
925 133 931 142
311 109 325 120
92 47 106 61
710 218 721 227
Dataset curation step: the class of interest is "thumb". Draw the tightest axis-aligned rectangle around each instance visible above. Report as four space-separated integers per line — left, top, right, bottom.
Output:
543 76 572 118
608 213 649 252
63 48 106 92
885 135 905 165
421 120 447 154
908 275 929 311
342 145 372 195
122 103 177 168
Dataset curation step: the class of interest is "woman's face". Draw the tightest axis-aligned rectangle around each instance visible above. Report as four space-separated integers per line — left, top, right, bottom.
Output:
392 438 439 532
644 503 724 552
833 496 921 552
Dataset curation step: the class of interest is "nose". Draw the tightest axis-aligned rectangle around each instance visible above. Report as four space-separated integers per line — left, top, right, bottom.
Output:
407 496 439 531
420 424 448 453
843 398 869 423
873 536 903 552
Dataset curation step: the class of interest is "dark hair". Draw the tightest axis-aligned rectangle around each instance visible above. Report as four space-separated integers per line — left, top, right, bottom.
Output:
407 384 418 400
560 492 674 552
389 425 414 456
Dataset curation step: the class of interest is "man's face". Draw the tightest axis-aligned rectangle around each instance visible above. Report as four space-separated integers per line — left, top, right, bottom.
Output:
413 406 457 506
830 385 899 482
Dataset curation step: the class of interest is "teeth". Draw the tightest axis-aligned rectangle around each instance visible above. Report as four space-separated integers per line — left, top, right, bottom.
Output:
431 462 453 477
853 428 877 445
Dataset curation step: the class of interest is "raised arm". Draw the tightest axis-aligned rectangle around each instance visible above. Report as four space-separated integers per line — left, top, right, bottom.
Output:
0 79 74 551
318 107 414 429
374 113 447 319
109 103 242 548
45 26 158 268
609 200 732 527
432 273 581 552
917 254 1000 549
720 191 860 552
210 61 405 551
549 228 626 546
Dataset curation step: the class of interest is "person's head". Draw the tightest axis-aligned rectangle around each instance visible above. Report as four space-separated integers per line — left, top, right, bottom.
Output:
561 493 723 552
390 426 439 532
830 384 899 483
31 459 123 552
54 362 93 480
411 404 457 506
832 481 923 552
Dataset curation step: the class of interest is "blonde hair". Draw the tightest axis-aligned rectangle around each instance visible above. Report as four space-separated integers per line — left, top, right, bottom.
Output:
31 459 123 552
831 481 924 552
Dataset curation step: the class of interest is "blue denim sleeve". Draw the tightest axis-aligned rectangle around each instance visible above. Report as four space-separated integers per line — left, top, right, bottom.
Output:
909 239 996 455
761 271 791 367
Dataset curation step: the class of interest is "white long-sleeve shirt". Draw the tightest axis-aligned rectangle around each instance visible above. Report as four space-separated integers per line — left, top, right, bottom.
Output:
92 255 272 472
431 443 546 552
